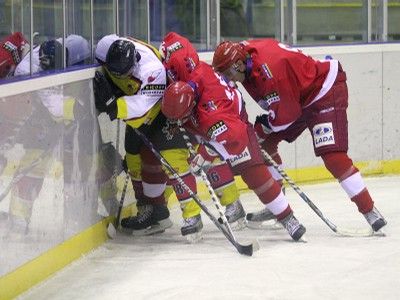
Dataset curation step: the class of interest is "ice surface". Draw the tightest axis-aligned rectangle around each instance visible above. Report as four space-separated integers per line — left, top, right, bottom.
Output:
18 176 400 300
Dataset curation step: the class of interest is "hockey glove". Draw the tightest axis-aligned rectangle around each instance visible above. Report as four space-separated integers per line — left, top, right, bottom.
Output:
254 114 272 143
189 144 217 176
93 71 118 120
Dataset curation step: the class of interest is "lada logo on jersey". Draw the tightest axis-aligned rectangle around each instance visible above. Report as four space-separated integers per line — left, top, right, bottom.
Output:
259 92 280 110
313 122 335 148
261 63 273 79
229 147 251 166
165 42 183 62
207 121 227 139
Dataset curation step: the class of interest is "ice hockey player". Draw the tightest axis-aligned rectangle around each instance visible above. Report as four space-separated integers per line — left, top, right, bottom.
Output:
161 72 307 241
212 39 387 232
94 34 176 236
159 32 246 238
95 34 245 241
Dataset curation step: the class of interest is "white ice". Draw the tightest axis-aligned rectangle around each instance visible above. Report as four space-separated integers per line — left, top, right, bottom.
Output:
18 176 400 300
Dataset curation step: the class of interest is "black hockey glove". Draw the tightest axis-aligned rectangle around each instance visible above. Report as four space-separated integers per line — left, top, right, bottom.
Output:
93 71 118 120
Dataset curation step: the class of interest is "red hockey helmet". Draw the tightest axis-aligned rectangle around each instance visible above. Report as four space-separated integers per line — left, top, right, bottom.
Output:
162 81 196 122
212 41 246 73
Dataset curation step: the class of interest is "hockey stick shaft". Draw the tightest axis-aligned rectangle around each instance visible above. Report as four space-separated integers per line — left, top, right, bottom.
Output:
260 148 374 236
133 128 254 255
177 126 236 239
114 172 130 228
260 149 339 231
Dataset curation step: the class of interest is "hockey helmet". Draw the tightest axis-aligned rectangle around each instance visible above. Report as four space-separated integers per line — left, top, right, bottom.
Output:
162 81 196 122
212 41 246 73
106 39 138 77
39 40 65 70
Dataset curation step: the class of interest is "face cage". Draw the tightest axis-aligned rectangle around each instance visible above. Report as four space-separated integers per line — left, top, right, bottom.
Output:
221 62 241 81
109 50 139 79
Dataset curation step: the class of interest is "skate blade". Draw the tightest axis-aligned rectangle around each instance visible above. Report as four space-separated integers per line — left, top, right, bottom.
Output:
246 219 283 230
373 229 386 237
131 218 173 236
185 231 203 244
297 235 307 243
230 218 247 231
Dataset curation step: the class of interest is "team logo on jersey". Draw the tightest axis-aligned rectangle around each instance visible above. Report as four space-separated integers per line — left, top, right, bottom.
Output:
142 84 166 96
258 92 280 110
313 122 335 148
186 57 197 72
207 121 227 139
229 147 251 166
147 70 161 83
203 100 217 112
165 41 183 62
261 63 273 79
162 119 178 140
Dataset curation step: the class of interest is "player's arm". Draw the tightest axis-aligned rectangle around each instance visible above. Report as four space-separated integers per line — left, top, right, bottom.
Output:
117 65 166 120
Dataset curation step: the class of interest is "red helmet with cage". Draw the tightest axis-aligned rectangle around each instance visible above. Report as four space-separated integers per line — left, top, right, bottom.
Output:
162 81 196 122
212 41 246 73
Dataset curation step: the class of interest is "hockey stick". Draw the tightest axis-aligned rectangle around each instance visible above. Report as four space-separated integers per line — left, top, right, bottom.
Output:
260 148 374 237
134 127 257 256
115 171 130 228
177 126 240 238
106 171 130 238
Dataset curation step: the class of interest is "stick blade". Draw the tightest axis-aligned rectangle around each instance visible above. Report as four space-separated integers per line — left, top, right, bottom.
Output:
335 226 374 237
237 239 260 256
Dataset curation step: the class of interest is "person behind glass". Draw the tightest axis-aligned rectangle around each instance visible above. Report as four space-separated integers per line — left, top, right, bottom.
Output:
0 32 29 79
1 35 91 234
212 39 387 232
161 63 307 241
94 34 175 236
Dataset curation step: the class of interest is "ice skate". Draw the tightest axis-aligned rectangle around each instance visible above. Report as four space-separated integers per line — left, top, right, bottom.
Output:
363 206 387 232
245 207 281 229
224 200 246 230
181 215 203 243
279 212 306 241
121 204 173 236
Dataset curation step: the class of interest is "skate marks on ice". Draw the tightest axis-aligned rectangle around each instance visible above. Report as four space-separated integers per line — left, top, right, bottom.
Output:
18 176 400 300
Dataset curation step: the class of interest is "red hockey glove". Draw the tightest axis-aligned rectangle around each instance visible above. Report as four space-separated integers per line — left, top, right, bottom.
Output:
254 114 272 143
189 144 217 176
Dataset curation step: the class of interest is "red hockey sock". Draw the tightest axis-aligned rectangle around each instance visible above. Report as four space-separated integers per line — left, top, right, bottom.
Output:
351 189 374 214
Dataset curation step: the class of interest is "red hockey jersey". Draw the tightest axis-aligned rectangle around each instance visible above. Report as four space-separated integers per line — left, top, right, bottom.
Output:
0 32 28 78
185 62 249 159
241 39 338 132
